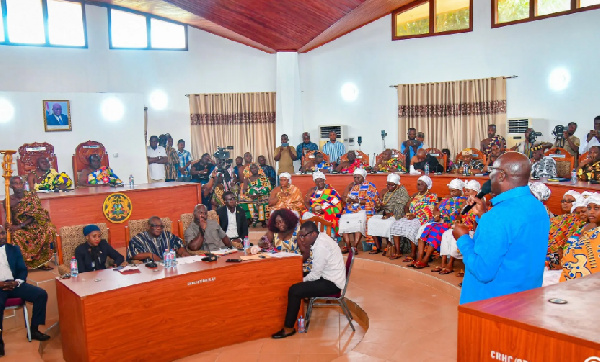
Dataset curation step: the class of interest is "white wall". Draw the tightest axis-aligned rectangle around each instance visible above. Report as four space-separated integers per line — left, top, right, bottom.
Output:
298 1 600 161
0 3 276 195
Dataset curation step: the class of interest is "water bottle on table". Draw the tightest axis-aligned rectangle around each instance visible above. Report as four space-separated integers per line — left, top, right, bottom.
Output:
424 162 429 175
243 236 250 254
129 174 135 188
571 169 577 184
163 249 171 268
170 249 177 266
70 256 78 277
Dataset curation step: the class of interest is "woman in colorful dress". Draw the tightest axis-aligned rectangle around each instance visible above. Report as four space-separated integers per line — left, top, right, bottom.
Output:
547 191 586 270
211 171 239 210
389 175 437 262
338 168 380 254
374 149 406 173
577 144 600 182
366 173 410 256
415 179 468 270
335 151 363 173
78 154 122 187
27 157 72 191
268 173 306 216
239 163 272 227
3 177 55 269
560 193 600 282
301 171 343 234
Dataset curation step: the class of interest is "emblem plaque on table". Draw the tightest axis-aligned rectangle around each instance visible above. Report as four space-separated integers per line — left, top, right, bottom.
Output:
103 192 132 223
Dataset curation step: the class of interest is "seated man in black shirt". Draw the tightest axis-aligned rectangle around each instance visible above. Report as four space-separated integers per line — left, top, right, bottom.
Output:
191 153 215 185
412 149 444 173
75 225 125 273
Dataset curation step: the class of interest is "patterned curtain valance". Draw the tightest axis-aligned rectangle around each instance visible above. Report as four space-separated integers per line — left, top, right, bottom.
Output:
189 92 276 125
190 111 276 125
398 100 506 118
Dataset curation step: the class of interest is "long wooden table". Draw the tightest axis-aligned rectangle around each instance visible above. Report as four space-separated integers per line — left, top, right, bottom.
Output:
56 255 302 362
38 182 201 248
292 173 600 216
458 273 600 361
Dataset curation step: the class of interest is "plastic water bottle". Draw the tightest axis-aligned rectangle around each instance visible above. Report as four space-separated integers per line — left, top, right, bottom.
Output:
424 162 429 175
571 169 577 184
298 315 306 333
70 256 78 277
129 174 135 188
163 249 171 268
24 182 30 192
243 236 250 254
170 250 177 267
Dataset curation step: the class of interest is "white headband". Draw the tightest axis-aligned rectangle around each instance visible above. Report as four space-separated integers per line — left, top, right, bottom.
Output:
563 190 581 199
312 171 325 181
464 180 481 193
387 173 400 185
584 193 600 207
418 175 432 190
447 178 464 191
571 195 586 213
354 168 367 178
279 172 291 184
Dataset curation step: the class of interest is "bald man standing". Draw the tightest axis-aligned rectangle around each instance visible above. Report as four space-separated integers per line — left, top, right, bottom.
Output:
453 152 549 304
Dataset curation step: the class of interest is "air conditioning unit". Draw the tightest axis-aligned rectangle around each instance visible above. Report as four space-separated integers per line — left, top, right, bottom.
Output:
506 118 532 149
318 125 348 149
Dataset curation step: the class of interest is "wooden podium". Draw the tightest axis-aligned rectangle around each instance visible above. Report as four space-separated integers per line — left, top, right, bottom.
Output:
458 273 600 361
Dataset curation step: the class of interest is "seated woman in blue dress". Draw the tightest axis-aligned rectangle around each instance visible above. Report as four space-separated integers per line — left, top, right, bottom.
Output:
74 225 125 273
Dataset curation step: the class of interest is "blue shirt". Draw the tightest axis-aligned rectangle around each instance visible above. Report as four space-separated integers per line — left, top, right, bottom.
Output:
177 150 192 178
400 141 423 162
322 141 346 164
457 185 549 305
297 142 319 159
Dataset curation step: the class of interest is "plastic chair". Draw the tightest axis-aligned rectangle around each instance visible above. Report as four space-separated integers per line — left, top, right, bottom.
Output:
5 298 31 342
305 247 356 332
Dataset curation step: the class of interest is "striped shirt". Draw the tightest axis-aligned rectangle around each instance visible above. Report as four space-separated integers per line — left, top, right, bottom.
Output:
322 141 346 164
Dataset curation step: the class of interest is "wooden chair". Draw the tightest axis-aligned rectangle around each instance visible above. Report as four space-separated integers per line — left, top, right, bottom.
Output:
455 148 486 168
425 148 447 172
301 215 336 239
56 223 111 275
580 152 589 165
301 150 330 166
374 149 401 165
340 150 369 166
545 147 575 178
17 142 58 176
72 140 110 186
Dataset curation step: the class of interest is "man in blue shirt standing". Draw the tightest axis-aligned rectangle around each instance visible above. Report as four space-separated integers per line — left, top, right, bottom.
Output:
322 131 346 168
297 132 319 160
453 152 549 305
400 128 423 167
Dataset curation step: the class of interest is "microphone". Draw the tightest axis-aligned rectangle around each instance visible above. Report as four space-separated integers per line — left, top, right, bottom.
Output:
145 252 158 268
201 240 217 262
461 180 491 215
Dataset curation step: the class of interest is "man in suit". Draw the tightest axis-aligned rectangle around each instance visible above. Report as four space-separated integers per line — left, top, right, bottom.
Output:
217 191 249 246
46 103 69 126
0 225 50 356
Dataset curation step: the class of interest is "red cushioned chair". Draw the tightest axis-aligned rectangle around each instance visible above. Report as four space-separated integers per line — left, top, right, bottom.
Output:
5 298 31 342
305 247 356 332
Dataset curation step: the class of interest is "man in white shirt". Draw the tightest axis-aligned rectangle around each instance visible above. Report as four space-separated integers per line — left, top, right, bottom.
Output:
216 191 248 248
271 221 346 339
579 116 600 155
147 135 167 182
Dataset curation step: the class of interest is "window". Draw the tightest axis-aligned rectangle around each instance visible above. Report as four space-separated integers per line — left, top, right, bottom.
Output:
0 0 86 47
109 8 187 50
393 0 472 40
493 0 600 26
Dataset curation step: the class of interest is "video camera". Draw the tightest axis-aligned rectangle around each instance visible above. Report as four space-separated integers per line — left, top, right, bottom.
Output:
552 125 566 141
213 146 234 174
528 129 543 144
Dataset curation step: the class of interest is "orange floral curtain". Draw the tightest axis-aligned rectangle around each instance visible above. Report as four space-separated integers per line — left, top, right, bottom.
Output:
397 77 507 155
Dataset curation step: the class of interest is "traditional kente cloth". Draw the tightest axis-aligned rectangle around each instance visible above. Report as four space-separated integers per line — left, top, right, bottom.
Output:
88 166 122 185
303 185 342 233
390 193 437 243
560 227 600 282
271 184 306 215
421 223 451 251
239 167 272 221
341 159 363 173
367 186 410 239
211 184 240 209
376 158 407 173
33 168 72 191
126 231 184 261
309 161 333 173
165 145 179 180
8 191 55 268
482 135 506 156
577 160 600 182
548 214 586 255
260 165 277 189
340 181 379 238
438 196 468 223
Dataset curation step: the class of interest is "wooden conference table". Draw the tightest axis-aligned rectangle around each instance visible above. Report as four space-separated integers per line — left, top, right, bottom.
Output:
458 273 600 361
292 173 600 216
56 254 302 362
37 182 201 249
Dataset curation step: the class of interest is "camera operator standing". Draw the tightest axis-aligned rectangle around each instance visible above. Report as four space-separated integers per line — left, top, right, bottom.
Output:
553 122 580 159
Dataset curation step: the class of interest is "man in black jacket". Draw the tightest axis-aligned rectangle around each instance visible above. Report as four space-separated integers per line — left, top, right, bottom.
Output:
0 226 50 356
217 191 249 246
412 149 444 173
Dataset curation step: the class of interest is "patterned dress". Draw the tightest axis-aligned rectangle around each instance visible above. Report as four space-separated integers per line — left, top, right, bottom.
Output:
303 185 343 234
271 184 306 215
273 224 312 273
577 160 600 182
7 191 55 268
88 166 122 185
126 231 184 261
367 186 410 239
338 181 379 238
340 159 363 173
376 158 407 173
560 227 600 282
420 196 468 251
165 145 179 180
239 165 272 222
32 168 73 190
390 192 437 244
547 214 586 265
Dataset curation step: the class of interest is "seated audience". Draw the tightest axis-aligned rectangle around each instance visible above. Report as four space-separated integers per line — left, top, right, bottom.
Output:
482 143 504 173
577 143 600 182
75 224 125 273
301 152 332 173
233 156 244 181
126 216 190 261
529 143 556 179
335 151 363 173
0 225 51 353
147 135 168 183
442 148 455 173
216 191 249 248
185 204 232 253
274 134 297 175
302 171 343 233
79 154 122 187
258 155 277 188
412 149 444 173
560 194 600 282
271 221 345 339
239 163 272 227
529 181 553 218
481 124 507 156
367 173 410 256
338 169 380 254
211 171 239 210
547 191 586 270
27 157 72 191
268 173 306 216
456 149 484 174
3 177 55 270
390 176 437 262
297 132 319 160
374 149 406 173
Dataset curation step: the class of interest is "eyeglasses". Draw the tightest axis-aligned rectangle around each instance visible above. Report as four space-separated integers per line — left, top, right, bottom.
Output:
297 231 315 239
487 166 507 175
561 199 574 203
149 224 164 228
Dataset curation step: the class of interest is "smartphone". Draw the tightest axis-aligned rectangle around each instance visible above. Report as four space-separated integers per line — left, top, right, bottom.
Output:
281 143 289 147
113 266 125 271
226 259 242 263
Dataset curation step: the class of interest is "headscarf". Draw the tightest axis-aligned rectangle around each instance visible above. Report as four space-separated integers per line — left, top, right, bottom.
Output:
588 138 600 148
279 172 292 184
571 195 586 213
417 175 432 190
584 193 600 207
447 178 464 190
563 190 581 199
83 224 100 236
464 180 481 193
312 171 326 181
581 191 595 199
386 173 400 185
353 168 367 179
528 182 551 202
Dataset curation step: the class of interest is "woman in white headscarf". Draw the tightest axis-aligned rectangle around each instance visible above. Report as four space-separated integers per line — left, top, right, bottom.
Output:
366 173 410 256
547 191 586 270
338 168 380 254
268 172 306 216
389 175 437 262
302 171 343 234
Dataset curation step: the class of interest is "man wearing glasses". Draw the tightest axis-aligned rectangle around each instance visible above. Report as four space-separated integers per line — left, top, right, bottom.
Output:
127 216 190 262
271 221 346 339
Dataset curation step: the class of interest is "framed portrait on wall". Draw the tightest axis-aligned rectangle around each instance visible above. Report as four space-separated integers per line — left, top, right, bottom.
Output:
43 100 72 132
